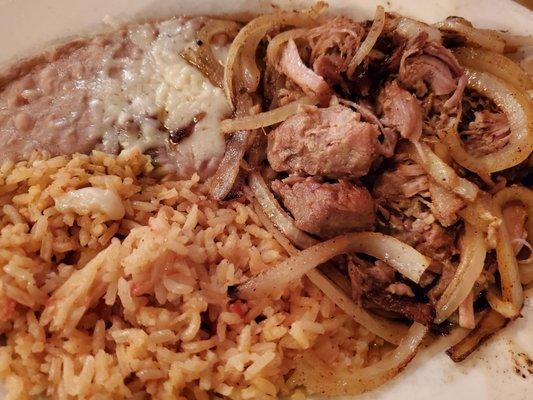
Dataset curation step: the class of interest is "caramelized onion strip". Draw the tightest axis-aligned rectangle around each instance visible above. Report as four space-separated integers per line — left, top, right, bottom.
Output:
236 232 430 301
434 19 505 53
446 309 508 362
266 28 309 67
453 47 533 92
435 223 487 323
180 47 224 88
220 96 316 134
486 284 519 318
198 19 241 45
409 142 479 202
493 186 532 312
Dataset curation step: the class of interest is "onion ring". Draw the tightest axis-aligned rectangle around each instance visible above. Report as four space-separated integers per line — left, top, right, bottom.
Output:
441 68 533 176
453 47 533 92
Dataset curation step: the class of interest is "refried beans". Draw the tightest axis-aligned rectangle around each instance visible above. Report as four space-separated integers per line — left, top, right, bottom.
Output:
0 17 231 178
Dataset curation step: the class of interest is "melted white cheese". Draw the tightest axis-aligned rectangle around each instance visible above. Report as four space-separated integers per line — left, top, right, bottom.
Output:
92 18 231 178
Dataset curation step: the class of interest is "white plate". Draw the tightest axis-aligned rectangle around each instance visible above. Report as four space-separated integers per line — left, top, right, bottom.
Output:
0 1 532 399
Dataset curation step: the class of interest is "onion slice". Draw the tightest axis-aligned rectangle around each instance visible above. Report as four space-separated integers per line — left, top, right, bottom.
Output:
347 5 386 77
486 284 519 318
435 222 487 323
494 186 533 241
434 19 505 53
198 19 241 45
210 130 254 200
180 46 224 88
224 2 326 108
220 96 316 134
493 187 531 314
446 309 508 362
236 232 430 300
248 172 318 249
396 17 442 42
289 322 428 395
442 68 533 175
408 142 479 202
453 47 533 92
458 192 498 232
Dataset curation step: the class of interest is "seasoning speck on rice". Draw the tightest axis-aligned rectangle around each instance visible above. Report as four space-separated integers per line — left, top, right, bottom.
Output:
0 150 382 399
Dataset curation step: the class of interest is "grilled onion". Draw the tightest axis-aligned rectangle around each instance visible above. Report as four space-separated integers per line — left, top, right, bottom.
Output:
198 19 241 45
408 142 479 202
289 322 428 395
237 232 430 301
493 186 532 314
442 68 533 176
453 47 533 92
220 96 316 134
435 223 487 323
180 46 224 88
306 269 409 344
494 186 533 241
446 309 508 362
458 192 499 232
486 284 519 318
434 18 505 53
347 5 386 77
396 17 442 42
180 20 241 88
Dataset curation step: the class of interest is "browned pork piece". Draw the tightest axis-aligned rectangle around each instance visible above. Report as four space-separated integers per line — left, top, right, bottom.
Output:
373 156 460 261
272 177 375 238
378 80 423 141
267 105 382 179
399 32 466 108
306 16 366 84
348 256 434 324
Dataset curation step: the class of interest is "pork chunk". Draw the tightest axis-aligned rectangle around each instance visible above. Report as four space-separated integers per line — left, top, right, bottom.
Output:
267 105 381 179
379 80 423 141
272 177 375 238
